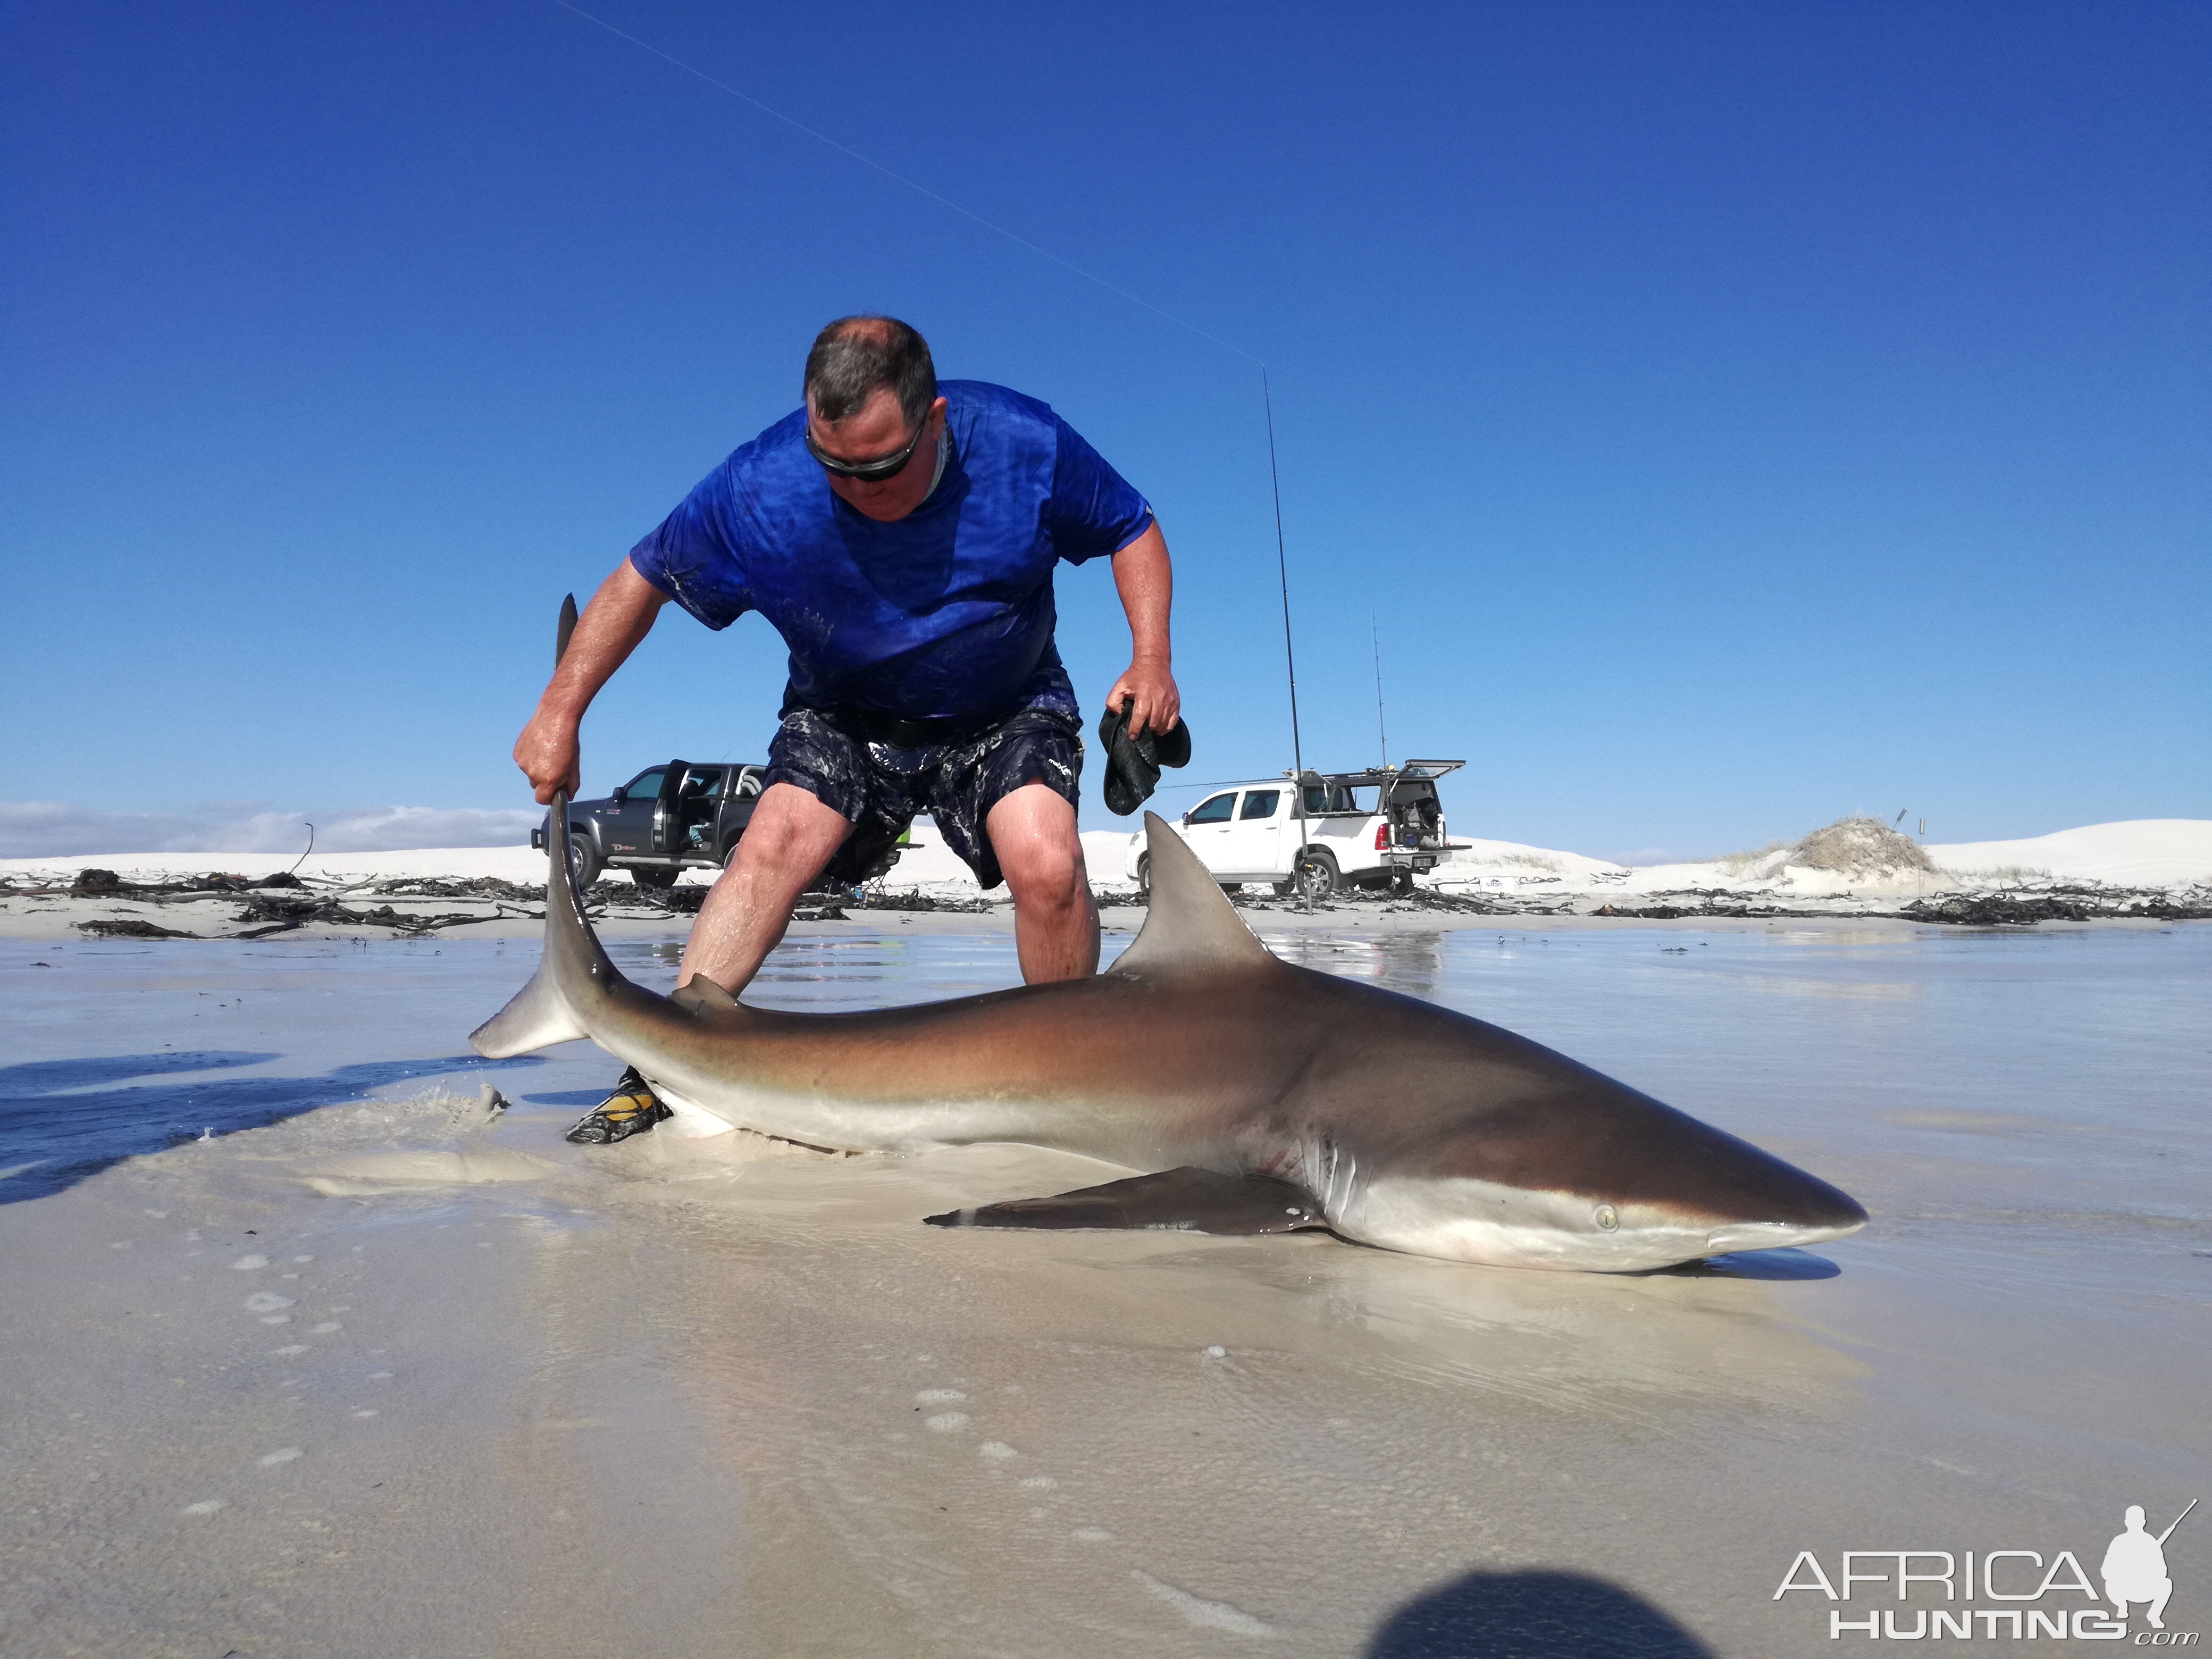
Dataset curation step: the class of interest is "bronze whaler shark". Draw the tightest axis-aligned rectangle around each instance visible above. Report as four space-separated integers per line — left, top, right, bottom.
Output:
472 714 1866 1269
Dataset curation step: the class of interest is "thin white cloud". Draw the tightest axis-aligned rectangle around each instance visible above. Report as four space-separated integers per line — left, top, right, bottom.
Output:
0 800 539 859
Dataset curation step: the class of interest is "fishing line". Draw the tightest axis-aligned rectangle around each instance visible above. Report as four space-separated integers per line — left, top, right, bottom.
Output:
544 0 1313 838
545 0 1261 367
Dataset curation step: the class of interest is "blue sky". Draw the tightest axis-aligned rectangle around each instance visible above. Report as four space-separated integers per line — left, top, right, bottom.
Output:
4 1 2205 861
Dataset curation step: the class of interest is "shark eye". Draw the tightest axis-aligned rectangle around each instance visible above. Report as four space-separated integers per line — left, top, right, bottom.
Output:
1593 1204 1619 1231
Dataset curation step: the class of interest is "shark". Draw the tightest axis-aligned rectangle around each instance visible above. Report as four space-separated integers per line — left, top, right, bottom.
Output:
472 699 1866 1270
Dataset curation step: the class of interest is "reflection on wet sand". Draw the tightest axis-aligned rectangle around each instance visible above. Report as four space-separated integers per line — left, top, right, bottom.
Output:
1263 928 1448 997
615 933 1024 1009
9 923 2200 1657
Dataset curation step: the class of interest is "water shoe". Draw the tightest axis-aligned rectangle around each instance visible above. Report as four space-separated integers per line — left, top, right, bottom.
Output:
564 1066 671 1144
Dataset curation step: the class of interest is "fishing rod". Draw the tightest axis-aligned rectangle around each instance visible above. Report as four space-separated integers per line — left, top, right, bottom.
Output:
1262 372 1313 913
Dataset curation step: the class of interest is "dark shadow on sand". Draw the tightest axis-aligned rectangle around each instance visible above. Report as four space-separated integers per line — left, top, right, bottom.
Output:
520 1088 619 1108
1656 1247 1841 1280
1368 1569 1715 1659
0 1050 539 1204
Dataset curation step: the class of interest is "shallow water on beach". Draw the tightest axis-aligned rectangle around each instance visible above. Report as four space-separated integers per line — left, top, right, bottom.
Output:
3 922 2207 1657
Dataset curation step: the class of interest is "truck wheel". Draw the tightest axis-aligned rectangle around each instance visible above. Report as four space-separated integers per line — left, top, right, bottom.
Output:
1295 847 1340 901
1135 853 1151 900
1390 866 1418 897
630 865 680 891
568 838 603 889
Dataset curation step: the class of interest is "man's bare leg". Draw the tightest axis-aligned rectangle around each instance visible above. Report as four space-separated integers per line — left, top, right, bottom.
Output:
988 783 1098 983
568 784 847 1142
677 782 852 993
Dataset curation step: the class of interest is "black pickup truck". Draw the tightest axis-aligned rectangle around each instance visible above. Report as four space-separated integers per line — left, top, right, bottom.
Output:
533 760 767 889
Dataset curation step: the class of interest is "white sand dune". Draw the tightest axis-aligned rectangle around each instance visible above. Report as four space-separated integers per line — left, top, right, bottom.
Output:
5 819 2206 904
1435 818 2212 899
0 843 552 884
1420 834 1630 883
0 822 1132 890
1923 818 2212 887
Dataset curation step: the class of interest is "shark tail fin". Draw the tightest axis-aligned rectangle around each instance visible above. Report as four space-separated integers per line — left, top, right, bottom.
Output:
469 961 589 1057
470 767 618 1056
468 604 627 1060
1111 812 1275 977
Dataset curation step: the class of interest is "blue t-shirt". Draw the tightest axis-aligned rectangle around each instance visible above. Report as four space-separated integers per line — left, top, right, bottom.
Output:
629 380 1154 724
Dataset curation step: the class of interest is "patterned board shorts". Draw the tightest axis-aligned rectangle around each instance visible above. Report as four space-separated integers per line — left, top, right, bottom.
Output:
765 705 1084 891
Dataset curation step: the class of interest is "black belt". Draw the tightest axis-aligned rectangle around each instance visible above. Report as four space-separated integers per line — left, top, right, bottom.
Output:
818 705 994 748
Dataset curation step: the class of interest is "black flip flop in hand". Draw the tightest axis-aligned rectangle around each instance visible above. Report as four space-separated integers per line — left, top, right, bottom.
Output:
1097 700 1192 816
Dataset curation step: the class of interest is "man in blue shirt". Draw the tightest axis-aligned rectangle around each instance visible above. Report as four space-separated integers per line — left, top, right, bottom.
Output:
514 316 1180 1141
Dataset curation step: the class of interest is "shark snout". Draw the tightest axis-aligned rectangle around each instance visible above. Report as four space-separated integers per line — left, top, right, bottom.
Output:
1352 1161 1869 1272
1699 1211 1866 1256
1695 1166 1868 1248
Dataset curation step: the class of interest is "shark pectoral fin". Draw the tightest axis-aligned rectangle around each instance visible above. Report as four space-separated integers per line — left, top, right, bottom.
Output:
468 966 588 1058
925 1168 1325 1235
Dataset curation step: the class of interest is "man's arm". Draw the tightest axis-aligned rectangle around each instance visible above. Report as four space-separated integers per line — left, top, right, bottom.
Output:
1103 522 1180 736
513 559 670 803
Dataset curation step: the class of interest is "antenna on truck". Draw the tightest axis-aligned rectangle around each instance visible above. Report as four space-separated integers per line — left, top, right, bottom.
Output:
1371 613 1389 771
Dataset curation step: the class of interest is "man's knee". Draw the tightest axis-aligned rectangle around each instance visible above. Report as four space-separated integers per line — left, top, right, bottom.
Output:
731 784 850 883
1003 839 1085 910
992 801 1087 909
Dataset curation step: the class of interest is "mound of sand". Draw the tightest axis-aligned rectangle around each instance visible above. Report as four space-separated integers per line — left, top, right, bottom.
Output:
1785 817 1936 878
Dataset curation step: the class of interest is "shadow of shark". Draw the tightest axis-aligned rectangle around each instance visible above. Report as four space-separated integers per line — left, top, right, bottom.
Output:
471 779 1866 1271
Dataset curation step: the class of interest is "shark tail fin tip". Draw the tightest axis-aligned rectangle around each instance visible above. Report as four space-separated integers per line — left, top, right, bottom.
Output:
468 964 589 1058
465 598 626 1059
1110 811 1274 976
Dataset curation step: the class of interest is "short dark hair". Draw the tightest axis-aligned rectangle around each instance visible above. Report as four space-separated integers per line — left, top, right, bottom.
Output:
803 316 937 430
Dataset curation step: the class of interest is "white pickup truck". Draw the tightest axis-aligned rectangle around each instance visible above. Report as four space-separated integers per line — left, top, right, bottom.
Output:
1125 760 1464 899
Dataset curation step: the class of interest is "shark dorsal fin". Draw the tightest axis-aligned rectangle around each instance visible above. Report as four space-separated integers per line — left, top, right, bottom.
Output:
1109 811 1276 977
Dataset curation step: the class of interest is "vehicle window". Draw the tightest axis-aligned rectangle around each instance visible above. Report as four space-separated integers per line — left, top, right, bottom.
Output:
1239 790 1280 820
734 769 763 798
625 769 667 801
1187 793 1237 825
1389 787 1438 820
1301 784 1371 814
680 767 722 798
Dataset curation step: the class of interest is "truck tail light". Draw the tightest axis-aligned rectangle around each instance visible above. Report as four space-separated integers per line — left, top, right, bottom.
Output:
1375 822 1391 851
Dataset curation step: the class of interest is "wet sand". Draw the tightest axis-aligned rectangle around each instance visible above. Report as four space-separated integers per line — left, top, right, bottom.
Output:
2 882 2195 948
3 924 2207 1656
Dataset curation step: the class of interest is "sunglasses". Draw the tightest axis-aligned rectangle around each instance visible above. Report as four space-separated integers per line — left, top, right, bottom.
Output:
805 415 931 483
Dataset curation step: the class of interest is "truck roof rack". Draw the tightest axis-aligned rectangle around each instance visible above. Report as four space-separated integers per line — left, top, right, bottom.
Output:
1283 759 1465 788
